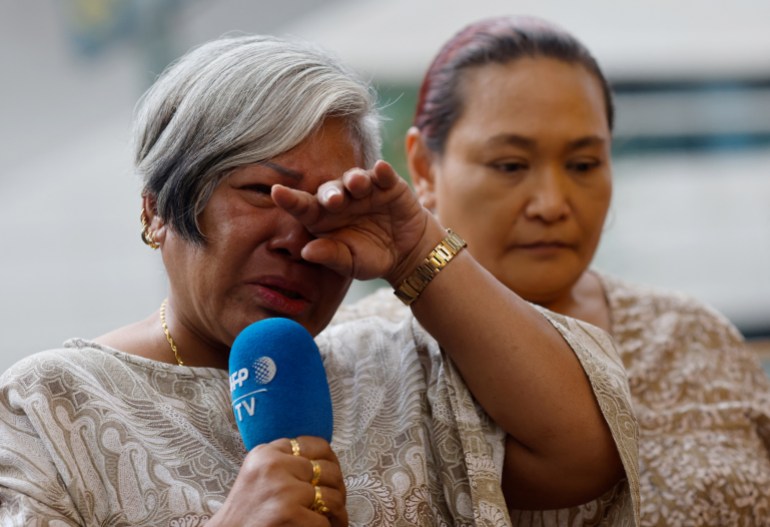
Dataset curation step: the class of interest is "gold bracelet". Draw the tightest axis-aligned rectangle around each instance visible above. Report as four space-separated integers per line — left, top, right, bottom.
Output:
394 229 467 306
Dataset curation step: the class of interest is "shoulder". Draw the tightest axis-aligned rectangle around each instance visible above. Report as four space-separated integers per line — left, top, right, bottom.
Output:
598 271 729 320
0 342 124 413
598 271 743 342
0 339 216 407
533 303 623 371
2 341 104 384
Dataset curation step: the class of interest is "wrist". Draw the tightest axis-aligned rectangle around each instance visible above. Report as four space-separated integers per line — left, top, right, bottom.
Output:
392 229 467 306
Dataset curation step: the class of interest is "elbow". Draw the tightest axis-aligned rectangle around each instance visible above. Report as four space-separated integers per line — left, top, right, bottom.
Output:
502 428 627 510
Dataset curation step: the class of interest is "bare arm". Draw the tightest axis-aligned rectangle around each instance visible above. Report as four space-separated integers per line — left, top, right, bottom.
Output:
408 242 624 507
274 160 627 507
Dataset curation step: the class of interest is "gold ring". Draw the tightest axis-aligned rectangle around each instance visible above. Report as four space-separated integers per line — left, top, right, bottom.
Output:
311 485 330 516
289 438 301 457
310 460 321 486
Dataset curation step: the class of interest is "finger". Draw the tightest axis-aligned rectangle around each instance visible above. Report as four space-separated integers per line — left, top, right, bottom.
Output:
371 159 400 189
330 509 349 527
294 509 334 527
310 459 323 486
278 436 339 463
317 180 348 211
289 438 302 457
342 167 374 200
308 485 347 526
282 438 345 493
304 458 344 490
227 444 343 527
252 442 344 500
300 239 354 276
272 184 321 223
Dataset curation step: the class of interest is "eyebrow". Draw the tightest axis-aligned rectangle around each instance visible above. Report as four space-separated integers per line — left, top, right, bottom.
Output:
486 134 607 151
486 134 536 149
566 136 607 151
260 161 303 181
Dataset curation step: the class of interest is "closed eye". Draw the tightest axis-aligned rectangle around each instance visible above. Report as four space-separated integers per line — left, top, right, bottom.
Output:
242 183 273 195
566 159 601 173
492 161 528 174
237 182 276 208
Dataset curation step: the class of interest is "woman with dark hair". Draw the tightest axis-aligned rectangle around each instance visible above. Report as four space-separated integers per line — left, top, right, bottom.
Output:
336 15 770 526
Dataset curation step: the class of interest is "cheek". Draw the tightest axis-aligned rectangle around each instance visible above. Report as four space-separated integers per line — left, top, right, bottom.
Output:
206 212 266 261
576 188 612 249
443 201 509 268
589 182 612 225
162 233 199 277
435 172 494 225
320 272 350 299
308 275 351 333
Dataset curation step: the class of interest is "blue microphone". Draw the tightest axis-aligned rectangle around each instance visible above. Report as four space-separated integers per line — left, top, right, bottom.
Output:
228 318 333 451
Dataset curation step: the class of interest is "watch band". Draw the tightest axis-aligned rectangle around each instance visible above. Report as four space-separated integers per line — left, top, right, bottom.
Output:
394 229 467 306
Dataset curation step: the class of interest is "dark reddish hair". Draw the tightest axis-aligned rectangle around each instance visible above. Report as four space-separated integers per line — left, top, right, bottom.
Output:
414 16 615 154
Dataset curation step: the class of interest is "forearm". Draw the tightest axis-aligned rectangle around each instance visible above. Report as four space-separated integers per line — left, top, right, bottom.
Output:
395 221 624 493
274 161 627 494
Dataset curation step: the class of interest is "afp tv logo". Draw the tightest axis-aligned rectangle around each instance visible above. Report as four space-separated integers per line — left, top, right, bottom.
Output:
230 356 277 422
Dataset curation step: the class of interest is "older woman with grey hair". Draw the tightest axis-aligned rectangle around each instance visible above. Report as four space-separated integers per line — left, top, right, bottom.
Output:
0 34 638 526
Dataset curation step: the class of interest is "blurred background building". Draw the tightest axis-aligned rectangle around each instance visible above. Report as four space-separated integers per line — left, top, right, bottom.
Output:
1 0 769 373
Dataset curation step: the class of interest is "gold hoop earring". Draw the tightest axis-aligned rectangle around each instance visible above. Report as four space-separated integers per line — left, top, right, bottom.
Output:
140 209 160 250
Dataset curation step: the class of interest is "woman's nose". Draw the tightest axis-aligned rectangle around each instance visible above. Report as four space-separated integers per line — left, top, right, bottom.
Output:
267 214 314 261
523 170 570 223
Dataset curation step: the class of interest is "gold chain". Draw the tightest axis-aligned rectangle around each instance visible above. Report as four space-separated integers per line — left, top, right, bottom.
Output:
159 298 184 366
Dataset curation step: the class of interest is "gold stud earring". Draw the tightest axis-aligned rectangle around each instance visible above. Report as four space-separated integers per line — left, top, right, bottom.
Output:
140 209 160 250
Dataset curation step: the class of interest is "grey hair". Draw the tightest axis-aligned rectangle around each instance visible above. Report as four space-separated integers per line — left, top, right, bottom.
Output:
133 34 382 243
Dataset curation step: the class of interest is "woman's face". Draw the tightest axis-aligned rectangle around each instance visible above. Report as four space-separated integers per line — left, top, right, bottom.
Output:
158 118 359 349
415 58 612 306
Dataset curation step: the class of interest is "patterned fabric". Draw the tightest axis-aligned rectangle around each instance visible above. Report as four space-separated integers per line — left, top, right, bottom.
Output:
332 290 640 526
0 344 236 526
319 313 638 526
0 307 638 526
336 273 770 526
598 274 770 526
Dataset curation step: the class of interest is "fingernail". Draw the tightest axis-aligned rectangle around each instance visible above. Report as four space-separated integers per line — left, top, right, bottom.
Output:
322 187 340 201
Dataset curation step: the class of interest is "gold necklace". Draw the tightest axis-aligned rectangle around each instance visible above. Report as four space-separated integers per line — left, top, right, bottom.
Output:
160 298 185 366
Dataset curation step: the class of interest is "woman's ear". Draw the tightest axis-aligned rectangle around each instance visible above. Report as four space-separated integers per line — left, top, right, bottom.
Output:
405 127 437 212
142 193 167 244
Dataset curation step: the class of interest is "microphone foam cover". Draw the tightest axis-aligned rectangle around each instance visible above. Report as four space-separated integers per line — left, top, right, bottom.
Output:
229 318 333 451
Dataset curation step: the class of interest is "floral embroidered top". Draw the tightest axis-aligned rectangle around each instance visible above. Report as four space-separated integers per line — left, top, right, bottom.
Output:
599 273 770 525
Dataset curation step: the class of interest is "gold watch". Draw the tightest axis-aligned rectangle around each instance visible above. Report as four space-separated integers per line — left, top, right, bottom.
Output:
394 229 467 306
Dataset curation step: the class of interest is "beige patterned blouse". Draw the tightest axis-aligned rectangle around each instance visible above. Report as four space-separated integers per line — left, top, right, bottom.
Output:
0 308 637 526
320 312 639 526
335 272 770 526
598 273 770 526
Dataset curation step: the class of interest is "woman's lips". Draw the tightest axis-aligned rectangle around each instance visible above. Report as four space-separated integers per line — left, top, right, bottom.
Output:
250 279 312 316
515 241 572 256
518 241 568 248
